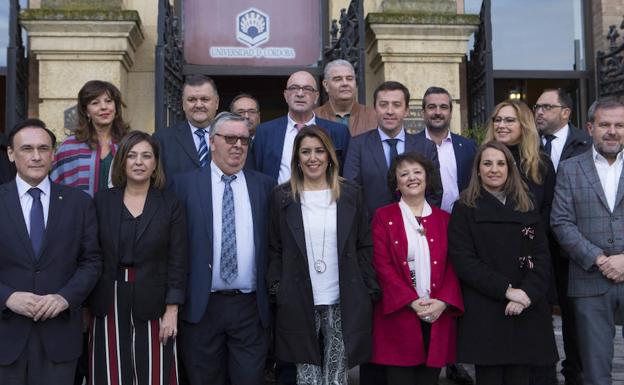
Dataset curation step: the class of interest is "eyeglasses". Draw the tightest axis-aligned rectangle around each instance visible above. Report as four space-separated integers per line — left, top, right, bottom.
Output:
286 85 317 95
234 109 259 116
214 133 251 146
533 104 564 112
492 117 518 125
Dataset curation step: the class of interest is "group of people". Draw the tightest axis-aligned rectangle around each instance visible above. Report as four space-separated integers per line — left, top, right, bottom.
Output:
0 57 623 385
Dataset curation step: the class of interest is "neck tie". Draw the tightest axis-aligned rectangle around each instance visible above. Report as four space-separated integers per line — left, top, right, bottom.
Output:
386 138 399 167
295 123 306 131
543 134 556 157
27 188 45 257
194 128 208 167
221 174 238 284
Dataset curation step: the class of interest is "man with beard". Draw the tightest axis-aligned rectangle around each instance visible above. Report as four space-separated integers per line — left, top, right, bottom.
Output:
416 87 476 214
314 59 377 136
551 97 624 385
154 75 220 178
534 89 591 385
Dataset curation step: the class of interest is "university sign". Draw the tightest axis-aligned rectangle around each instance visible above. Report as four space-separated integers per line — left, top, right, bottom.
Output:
185 0 321 66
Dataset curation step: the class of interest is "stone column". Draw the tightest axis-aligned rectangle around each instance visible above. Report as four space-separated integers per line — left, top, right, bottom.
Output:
366 0 478 133
21 2 144 139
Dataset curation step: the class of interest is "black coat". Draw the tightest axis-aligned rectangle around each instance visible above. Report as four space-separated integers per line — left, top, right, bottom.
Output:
89 187 187 321
0 135 15 185
448 191 558 365
267 180 380 367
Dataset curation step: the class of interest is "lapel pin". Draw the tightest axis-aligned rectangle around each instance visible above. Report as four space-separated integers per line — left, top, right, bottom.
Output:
59 195 63 200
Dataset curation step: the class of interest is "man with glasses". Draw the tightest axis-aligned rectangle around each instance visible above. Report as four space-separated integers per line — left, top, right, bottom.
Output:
154 74 220 178
230 93 261 139
315 59 377 136
252 70 350 183
171 112 275 385
534 89 590 385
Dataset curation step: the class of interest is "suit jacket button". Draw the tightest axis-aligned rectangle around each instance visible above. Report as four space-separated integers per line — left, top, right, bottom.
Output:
608 238 614 244
208 264 212 269
403 261 407 265
433 261 437 264
394 241 399 244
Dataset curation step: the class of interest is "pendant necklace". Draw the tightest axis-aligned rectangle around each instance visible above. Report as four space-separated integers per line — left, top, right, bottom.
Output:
303 194 328 274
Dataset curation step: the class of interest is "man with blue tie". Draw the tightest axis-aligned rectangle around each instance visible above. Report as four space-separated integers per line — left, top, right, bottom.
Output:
171 112 275 385
252 70 350 183
154 74 219 178
0 119 101 384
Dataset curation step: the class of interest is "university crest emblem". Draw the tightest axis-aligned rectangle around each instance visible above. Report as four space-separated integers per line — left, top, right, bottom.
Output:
236 8 269 47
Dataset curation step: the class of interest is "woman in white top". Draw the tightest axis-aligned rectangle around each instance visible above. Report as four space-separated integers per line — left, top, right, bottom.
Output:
267 125 380 385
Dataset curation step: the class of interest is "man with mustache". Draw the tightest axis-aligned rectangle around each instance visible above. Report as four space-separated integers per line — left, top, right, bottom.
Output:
315 59 377 136
154 75 220 178
551 97 624 385
534 89 590 385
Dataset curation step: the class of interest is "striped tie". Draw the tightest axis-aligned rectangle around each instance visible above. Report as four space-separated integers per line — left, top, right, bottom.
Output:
194 128 208 167
220 174 238 284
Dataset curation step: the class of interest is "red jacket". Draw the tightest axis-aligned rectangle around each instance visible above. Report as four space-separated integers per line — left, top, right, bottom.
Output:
371 203 463 367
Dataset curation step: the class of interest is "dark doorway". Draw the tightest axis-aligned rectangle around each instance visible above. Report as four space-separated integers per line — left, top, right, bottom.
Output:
213 75 290 123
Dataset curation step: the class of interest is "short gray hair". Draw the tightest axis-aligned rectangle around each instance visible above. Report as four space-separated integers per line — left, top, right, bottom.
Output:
209 112 249 138
323 59 355 79
587 97 624 123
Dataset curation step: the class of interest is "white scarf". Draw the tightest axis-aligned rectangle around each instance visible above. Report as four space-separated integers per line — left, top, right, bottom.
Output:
399 198 432 298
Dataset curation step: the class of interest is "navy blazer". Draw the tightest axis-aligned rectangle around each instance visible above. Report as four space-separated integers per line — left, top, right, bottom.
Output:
170 167 276 326
252 116 350 181
343 129 442 218
154 120 205 179
0 180 101 364
415 130 477 192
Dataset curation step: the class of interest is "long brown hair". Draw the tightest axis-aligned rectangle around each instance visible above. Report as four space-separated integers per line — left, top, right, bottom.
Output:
111 131 166 189
75 80 130 148
460 141 534 212
289 125 341 202
484 99 543 184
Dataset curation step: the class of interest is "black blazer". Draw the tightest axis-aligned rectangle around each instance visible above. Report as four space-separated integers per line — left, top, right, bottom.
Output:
154 120 205 179
267 180 380 368
560 123 592 162
0 180 101 365
89 187 187 321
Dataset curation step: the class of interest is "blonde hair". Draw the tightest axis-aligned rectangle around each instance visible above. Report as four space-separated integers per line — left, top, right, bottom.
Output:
485 99 543 184
461 141 534 212
289 125 341 202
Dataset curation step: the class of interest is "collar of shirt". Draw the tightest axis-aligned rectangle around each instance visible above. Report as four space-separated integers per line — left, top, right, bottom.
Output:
377 127 406 143
16 174 51 200
210 160 244 182
553 124 569 141
287 113 316 133
424 128 452 145
188 121 211 135
593 146 624 167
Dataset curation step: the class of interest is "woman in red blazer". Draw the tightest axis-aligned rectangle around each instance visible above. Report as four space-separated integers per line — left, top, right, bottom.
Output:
371 152 464 385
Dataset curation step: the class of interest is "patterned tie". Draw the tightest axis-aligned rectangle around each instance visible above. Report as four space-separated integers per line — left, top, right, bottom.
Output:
543 134 556 157
385 138 399 167
295 123 306 131
220 174 238 284
194 128 208 167
27 188 45 257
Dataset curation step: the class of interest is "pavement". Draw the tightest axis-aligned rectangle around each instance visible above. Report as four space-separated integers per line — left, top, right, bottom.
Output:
344 315 624 385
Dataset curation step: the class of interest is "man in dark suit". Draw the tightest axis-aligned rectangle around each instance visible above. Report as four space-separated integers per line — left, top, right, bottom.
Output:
154 74 219 178
0 119 101 384
417 86 476 385
343 80 441 219
171 112 275 385
253 70 350 183
551 97 624 385
535 88 591 385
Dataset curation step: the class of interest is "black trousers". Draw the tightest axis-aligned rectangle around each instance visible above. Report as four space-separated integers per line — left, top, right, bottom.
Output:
0 327 77 385
179 292 268 385
385 321 439 385
475 365 529 385
553 256 582 377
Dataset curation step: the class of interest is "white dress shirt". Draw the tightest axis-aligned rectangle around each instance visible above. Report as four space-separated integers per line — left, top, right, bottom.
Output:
543 124 569 171
377 127 406 167
210 161 256 292
278 114 316 184
593 147 624 212
188 121 211 152
16 174 51 234
426 128 459 213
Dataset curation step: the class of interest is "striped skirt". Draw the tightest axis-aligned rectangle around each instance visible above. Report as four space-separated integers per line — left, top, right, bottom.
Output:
89 268 178 385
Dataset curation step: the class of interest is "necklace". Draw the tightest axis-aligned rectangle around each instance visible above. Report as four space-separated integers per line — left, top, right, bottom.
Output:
302 192 329 274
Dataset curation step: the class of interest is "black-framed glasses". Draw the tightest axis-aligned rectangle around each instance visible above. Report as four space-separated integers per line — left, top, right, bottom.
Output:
533 104 564 112
286 85 317 95
214 133 251 146
492 117 518 125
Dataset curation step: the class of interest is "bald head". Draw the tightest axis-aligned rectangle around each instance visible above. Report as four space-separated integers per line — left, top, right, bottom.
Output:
284 71 320 119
